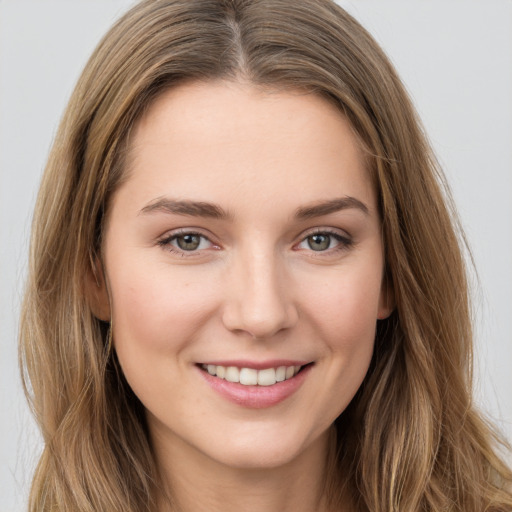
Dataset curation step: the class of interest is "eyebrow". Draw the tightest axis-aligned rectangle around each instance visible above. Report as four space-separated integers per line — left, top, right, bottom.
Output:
139 196 369 220
139 197 232 220
294 196 369 219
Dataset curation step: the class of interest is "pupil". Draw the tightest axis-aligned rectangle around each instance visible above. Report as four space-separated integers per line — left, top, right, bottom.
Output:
177 234 200 250
308 234 330 251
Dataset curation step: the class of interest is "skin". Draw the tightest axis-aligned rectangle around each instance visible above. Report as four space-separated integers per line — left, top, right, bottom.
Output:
91 81 392 512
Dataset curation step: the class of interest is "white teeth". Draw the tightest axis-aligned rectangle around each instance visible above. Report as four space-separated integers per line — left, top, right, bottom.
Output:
225 366 239 383
239 368 258 385
202 364 303 386
275 366 286 382
257 368 276 386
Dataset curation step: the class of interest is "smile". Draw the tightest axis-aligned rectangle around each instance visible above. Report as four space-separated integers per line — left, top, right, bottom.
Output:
200 364 302 386
197 361 313 408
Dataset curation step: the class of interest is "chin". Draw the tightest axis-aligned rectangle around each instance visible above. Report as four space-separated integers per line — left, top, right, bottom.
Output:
201 424 330 471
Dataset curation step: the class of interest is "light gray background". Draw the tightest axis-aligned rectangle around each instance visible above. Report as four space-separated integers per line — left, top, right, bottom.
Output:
1 1 511 510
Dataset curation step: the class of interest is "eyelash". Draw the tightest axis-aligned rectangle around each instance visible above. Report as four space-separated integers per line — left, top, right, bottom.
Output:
296 228 353 255
157 229 215 256
157 228 353 256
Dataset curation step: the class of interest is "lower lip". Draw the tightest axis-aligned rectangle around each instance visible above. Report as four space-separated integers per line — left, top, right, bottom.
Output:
197 364 312 409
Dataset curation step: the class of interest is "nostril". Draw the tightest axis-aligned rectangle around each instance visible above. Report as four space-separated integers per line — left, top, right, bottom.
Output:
221 301 298 339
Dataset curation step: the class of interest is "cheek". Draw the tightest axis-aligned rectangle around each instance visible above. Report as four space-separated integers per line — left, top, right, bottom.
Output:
109 261 218 358
299 263 382 413
304 264 383 345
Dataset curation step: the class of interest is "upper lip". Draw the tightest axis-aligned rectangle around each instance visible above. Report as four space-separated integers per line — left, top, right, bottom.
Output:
197 359 312 370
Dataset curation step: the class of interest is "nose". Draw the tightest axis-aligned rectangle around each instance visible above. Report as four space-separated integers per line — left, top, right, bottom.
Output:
221 247 298 339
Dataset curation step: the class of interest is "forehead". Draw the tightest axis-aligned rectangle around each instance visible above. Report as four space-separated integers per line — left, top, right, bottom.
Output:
118 80 376 217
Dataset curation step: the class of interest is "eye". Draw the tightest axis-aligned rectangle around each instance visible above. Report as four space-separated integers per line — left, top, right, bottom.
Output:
174 233 205 251
158 231 215 253
296 230 351 252
305 233 331 251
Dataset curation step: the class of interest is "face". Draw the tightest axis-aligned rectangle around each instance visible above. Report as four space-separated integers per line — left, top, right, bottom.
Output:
94 81 391 472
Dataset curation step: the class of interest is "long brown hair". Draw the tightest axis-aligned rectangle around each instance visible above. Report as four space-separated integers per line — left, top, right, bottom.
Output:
20 1 512 510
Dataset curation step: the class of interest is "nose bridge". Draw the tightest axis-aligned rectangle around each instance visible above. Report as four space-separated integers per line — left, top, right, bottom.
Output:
222 241 297 338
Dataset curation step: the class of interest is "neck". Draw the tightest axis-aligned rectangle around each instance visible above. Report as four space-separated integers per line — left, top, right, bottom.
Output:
152 426 341 512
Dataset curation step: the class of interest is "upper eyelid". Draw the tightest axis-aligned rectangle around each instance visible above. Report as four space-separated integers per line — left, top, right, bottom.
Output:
157 231 215 251
298 226 352 240
158 228 215 242
158 232 217 257
294 228 353 253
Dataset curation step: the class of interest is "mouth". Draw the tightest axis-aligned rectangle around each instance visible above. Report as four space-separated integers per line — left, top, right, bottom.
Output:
199 363 308 386
197 361 313 408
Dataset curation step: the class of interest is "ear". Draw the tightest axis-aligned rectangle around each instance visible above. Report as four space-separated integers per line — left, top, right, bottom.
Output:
377 271 395 320
84 255 111 321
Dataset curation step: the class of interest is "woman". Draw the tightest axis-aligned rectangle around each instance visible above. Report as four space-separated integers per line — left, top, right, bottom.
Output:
19 0 512 511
